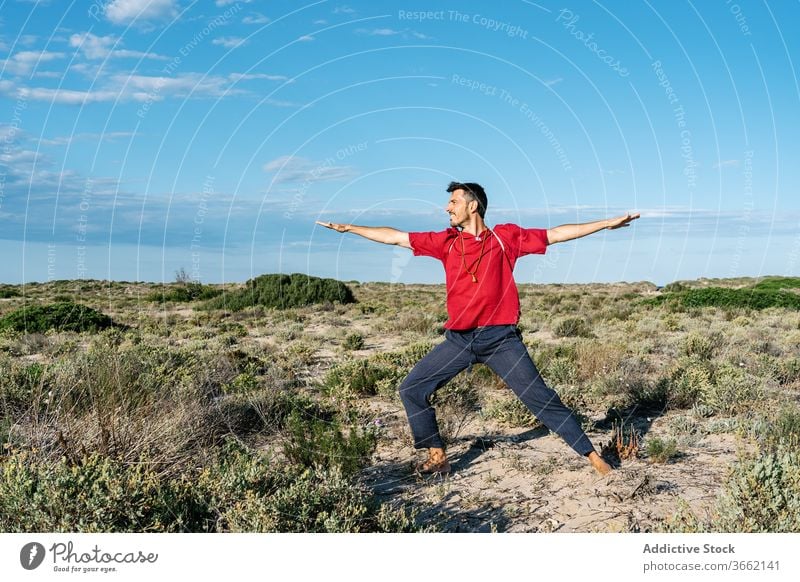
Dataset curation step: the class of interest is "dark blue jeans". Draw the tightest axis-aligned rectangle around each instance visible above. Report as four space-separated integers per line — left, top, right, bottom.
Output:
398 325 594 456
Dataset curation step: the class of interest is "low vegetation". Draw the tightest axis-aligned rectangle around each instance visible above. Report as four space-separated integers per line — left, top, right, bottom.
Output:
0 274 798 532
647 277 800 311
204 273 356 311
146 282 222 303
0 302 115 333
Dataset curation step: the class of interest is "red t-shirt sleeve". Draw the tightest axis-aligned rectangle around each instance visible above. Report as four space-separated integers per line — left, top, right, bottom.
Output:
495 224 549 258
518 227 549 256
408 230 453 261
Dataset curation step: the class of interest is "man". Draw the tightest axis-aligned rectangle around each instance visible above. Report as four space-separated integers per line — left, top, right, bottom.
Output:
317 182 639 476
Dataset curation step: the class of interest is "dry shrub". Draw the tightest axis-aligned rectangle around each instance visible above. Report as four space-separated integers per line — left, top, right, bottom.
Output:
393 311 440 335
575 340 624 382
601 422 640 463
429 375 482 447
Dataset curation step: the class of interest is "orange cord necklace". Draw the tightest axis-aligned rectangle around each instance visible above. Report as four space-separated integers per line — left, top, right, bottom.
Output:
459 230 490 283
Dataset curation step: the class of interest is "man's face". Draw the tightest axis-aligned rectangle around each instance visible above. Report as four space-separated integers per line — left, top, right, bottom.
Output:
446 189 473 227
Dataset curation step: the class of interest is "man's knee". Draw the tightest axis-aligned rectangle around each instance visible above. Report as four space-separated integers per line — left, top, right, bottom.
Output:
399 379 434 408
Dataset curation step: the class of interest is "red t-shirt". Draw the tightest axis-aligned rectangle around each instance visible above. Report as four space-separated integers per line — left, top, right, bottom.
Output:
408 224 549 330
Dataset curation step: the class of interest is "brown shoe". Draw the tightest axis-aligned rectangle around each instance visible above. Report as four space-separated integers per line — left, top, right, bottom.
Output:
416 447 452 475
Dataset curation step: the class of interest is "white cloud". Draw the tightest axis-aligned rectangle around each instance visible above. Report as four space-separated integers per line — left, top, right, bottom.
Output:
0 123 26 145
0 148 44 175
366 28 400 36
713 159 740 169
212 36 246 49
0 65 296 106
228 73 289 82
243 13 270 25
33 71 64 79
264 156 357 184
1 50 64 76
39 131 137 146
356 28 432 40
216 0 248 5
19 34 38 47
69 62 109 79
544 77 563 87
15 86 122 105
113 72 237 98
297 35 315 42
69 32 168 60
69 32 117 59
105 0 178 25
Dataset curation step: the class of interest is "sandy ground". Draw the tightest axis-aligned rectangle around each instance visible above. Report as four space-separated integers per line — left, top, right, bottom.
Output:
362 412 743 532
314 298 748 531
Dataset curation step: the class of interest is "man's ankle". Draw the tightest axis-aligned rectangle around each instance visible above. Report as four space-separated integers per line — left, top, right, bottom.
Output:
586 451 612 475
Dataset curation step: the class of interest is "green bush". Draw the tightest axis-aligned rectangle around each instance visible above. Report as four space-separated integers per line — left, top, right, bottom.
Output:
645 437 678 463
0 445 428 533
703 363 762 415
282 411 377 477
662 281 688 292
146 282 222 303
204 274 355 311
661 356 714 409
0 453 211 532
681 332 719 360
625 379 669 412
342 333 365 351
0 302 115 333
757 406 800 451
647 287 800 311
553 317 593 338
323 358 394 398
0 287 21 298
776 358 800 386
535 343 577 372
483 397 540 428
752 277 800 292
544 355 578 385
323 341 433 399
663 447 800 532
223 466 422 533
0 359 46 415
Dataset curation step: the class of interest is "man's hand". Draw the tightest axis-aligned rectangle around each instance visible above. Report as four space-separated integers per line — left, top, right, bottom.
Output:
315 220 411 248
605 213 640 230
315 220 350 233
547 212 641 244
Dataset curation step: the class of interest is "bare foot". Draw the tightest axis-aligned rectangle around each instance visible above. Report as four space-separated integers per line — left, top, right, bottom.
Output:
417 447 451 474
587 451 612 476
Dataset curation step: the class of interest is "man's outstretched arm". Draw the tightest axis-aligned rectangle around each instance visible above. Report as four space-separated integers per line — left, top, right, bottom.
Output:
546 212 640 245
316 221 411 249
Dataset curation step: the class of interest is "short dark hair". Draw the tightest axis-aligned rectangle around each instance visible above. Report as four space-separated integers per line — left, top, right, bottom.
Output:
447 181 488 218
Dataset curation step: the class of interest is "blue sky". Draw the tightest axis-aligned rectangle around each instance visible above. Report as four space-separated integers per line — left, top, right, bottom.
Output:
1 0 798 285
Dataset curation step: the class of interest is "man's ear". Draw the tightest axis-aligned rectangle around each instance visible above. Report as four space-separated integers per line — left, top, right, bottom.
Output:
468 200 478 215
